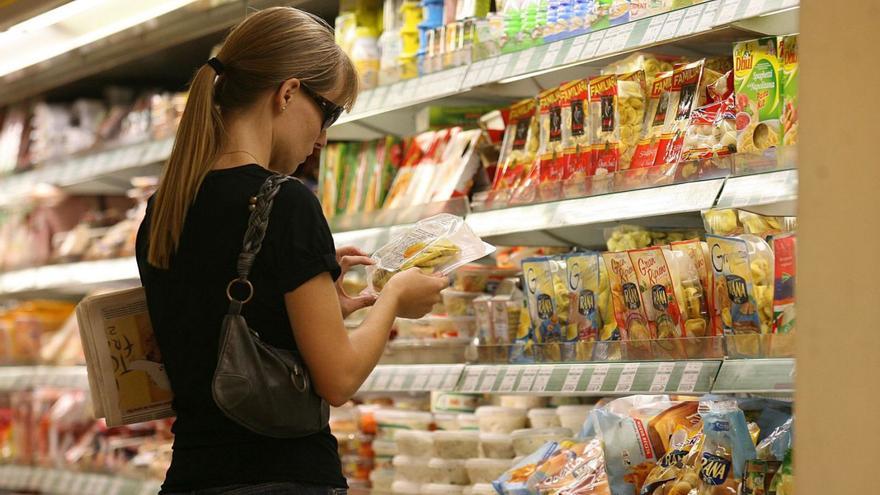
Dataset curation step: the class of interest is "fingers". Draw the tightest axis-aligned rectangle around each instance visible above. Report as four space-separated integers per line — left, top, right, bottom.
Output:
339 255 374 273
347 293 377 311
336 246 369 258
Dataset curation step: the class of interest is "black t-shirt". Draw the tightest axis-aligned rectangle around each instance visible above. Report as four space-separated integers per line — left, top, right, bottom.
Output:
135 164 345 492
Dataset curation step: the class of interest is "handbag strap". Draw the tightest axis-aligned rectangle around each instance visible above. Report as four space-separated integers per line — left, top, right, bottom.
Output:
227 173 294 313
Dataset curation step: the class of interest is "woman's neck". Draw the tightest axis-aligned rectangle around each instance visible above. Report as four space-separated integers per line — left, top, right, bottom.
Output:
214 107 273 171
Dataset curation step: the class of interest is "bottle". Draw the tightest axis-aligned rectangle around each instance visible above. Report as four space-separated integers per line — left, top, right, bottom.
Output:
351 27 381 90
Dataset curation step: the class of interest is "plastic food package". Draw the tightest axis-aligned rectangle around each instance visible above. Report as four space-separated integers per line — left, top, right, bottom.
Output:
428 457 469 485
771 234 796 337
629 247 690 357
779 35 799 147
618 71 648 170
680 96 738 176
589 74 621 176
695 401 758 495
454 265 491 292
492 440 561 495
631 71 674 169
511 427 574 456
529 407 563 429
536 87 565 201
394 455 434 483
597 259 621 350
475 406 528 434
602 252 651 343
499 395 550 410
734 37 782 154
368 214 494 293
706 235 775 355
376 410 434 440
536 437 611 494
563 252 603 355
742 418 792 495
474 295 495 345
493 98 540 201
707 70 734 104
703 209 743 236
391 480 423 494
432 392 479 414
432 430 480 459
522 257 563 347
551 256 579 361
655 61 706 167
458 413 479 430
558 79 593 197
465 458 512 484
480 432 516 459
669 241 714 339
602 52 680 80
397 316 457 339
441 289 482 317
433 412 459 431
396 430 434 457
738 211 797 237
492 293 523 346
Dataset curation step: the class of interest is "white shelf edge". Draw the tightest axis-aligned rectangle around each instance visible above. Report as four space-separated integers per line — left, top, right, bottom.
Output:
0 257 139 297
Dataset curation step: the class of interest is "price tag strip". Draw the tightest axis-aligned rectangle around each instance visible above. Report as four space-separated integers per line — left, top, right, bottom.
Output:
460 367 484 392
517 366 539 392
531 366 554 392
658 9 686 41
561 365 587 393
478 367 501 392
614 363 641 392
581 31 605 60
640 14 668 45
586 364 610 392
677 361 705 393
498 368 519 392
539 42 564 70
563 35 589 64
677 4 706 37
715 0 743 25
650 362 676 392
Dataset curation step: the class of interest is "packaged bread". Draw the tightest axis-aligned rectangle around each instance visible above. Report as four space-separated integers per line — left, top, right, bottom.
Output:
655 61 707 167
601 252 651 344
631 71 674 169
368 214 494 293
558 79 593 197
492 98 539 201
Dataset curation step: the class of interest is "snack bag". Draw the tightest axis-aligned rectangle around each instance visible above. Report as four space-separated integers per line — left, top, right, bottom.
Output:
738 211 797 237
494 441 562 495
771 234 796 339
537 87 565 201
631 71 674 169
538 438 611 495
563 253 603 359
679 97 737 178
589 74 621 176
670 240 717 338
492 98 539 201
601 252 651 358
558 79 593 198
695 401 758 495
655 60 706 167
668 249 714 357
618 71 648 170
779 35 798 147
703 208 743 236
367 214 495 293
641 423 704 495
522 257 564 347
595 257 621 360
530 441 589 490
628 247 687 357
550 256 579 361
734 37 783 154
706 235 774 356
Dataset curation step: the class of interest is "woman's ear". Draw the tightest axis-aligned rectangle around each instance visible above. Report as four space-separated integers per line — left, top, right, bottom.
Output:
275 78 301 113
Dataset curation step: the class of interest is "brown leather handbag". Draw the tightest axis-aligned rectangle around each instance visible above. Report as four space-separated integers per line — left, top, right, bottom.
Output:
212 174 329 438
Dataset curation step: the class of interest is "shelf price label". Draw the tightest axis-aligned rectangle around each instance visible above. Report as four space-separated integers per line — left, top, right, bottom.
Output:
107 478 126 495
677 4 705 37
373 372 391 391
658 9 685 41
678 362 704 392
695 1 719 32
443 369 462 390
479 367 501 392
390 373 407 390
587 364 610 392
411 373 429 390
650 362 675 392
539 43 563 70
562 365 587 393
498 368 519 392
581 31 605 60
512 49 534 76
426 371 445 390
490 53 515 81
615 363 640 392
715 0 743 25
517 366 538 392
744 0 768 17
563 35 589 64
532 367 554 392
460 368 483 392
640 14 668 45
463 60 486 87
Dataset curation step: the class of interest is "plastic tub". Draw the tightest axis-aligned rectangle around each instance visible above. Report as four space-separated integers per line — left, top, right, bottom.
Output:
556 405 592 432
465 458 513 484
392 480 423 495
431 430 480 459
373 439 399 457
475 406 528 434
428 458 470 485
432 391 480 413
442 289 483 316
395 430 434 457
375 410 433 440
393 455 433 483
449 316 477 338
370 468 395 492
470 483 499 495
385 337 470 364
433 412 458 431
422 483 464 495
479 432 515 459
528 408 562 428
457 413 479 431
510 427 574 456
498 395 548 410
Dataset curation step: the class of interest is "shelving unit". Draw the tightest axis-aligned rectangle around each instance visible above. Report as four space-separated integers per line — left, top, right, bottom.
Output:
0 464 161 495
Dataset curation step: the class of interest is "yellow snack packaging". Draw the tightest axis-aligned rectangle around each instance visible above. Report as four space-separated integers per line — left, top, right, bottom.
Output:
491 97 539 203
629 247 689 358
601 252 651 358
522 257 564 359
563 253 603 360
596 256 622 361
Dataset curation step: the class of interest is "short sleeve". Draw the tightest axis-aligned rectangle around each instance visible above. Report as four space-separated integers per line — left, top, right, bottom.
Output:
270 180 341 294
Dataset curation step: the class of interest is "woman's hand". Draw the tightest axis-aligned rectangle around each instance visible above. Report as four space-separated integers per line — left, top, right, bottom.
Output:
382 268 449 319
335 246 377 319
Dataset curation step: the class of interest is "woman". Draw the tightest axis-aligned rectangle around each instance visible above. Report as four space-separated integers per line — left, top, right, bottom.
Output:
135 7 447 495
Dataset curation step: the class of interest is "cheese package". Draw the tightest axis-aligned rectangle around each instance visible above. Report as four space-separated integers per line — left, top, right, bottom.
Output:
655 60 706 167
779 35 798 147
734 37 783 154
563 253 603 354
706 235 774 357
492 98 539 201
601 252 651 348
589 74 621 176
558 79 593 198
536 87 565 201
631 71 674 169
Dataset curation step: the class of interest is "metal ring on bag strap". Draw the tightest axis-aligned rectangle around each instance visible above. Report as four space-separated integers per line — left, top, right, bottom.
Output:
226 279 254 304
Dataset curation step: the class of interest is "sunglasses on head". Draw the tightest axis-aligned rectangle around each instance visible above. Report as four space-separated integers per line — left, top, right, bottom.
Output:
300 84 344 130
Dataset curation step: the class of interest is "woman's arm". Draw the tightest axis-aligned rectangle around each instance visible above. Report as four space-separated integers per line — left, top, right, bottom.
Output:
285 269 446 406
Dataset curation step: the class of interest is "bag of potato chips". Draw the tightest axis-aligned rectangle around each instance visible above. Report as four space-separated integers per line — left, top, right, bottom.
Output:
368 214 494 293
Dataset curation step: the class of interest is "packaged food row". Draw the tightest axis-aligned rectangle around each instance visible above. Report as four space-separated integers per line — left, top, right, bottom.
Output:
492 395 794 495
0 300 81 366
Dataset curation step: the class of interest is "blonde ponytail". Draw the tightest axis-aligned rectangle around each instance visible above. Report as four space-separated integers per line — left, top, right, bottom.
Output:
146 7 358 268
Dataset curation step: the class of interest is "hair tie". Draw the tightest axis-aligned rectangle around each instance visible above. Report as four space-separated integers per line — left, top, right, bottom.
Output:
207 57 225 75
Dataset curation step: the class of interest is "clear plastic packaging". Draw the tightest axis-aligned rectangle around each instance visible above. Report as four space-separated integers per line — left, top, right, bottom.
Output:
535 87 564 201
397 317 457 339
432 430 480 459
421 483 464 495
475 406 528 434
392 480 423 495
368 214 495 293
563 252 602 356
465 458 512 484
428 457 470 485
528 408 562 429
453 265 491 292
469 483 498 495
373 439 400 457
628 247 686 344
393 455 434 483
498 395 548 409
375 410 434 440
431 391 479 414
655 60 707 167
511 427 574 456
479 432 516 459
395 430 435 457
386 337 471 364
703 208 744 236
589 74 621 176
371 468 396 492
442 289 483 317
492 97 540 202
556 405 592 433
602 251 650 343
474 295 494 345
433 412 459 431
558 79 592 198
457 413 479 431
617 71 648 171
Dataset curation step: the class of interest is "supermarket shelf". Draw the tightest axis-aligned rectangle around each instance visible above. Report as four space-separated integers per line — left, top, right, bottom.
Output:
0 464 160 495
360 364 465 393
712 358 795 393
328 0 800 140
716 169 798 217
0 257 140 299
0 366 89 391
465 178 725 247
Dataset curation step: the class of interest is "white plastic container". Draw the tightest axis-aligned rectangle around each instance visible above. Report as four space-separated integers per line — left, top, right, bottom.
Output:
465 457 513 484
498 395 548 410
370 468 395 492
479 432 515 459
373 438 399 457
375 409 433 440
395 430 434 457
528 407 562 428
475 406 528 434
470 483 499 495
433 412 459 431
510 427 574 456
457 413 479 431
431 430 480 459
556 405 592 432
393 455 433 483
428 457 470 485
421 483 464 494
392 480 423 495
432 391 479 413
